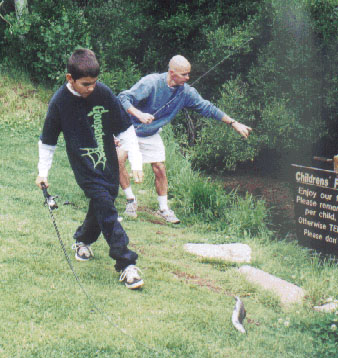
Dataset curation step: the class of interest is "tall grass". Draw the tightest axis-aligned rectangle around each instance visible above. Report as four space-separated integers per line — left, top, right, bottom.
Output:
0 67 52 133
158 126 270 238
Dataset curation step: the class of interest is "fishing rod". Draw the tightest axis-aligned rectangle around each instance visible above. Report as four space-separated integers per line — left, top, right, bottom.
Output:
40 183 170 357
138 37 254 124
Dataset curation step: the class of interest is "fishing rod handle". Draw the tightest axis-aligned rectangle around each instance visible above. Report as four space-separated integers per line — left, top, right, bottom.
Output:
41 182 49 199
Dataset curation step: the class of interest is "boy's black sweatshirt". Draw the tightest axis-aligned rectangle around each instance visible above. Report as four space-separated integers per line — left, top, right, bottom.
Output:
41 82 131 194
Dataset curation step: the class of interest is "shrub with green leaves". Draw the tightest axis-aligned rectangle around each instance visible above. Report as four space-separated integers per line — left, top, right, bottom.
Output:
98 59 141 95
1 0 338 173
246 0 333 160
183 78 259 172
82 1 147 71
189 119 258 172
2 0 90 84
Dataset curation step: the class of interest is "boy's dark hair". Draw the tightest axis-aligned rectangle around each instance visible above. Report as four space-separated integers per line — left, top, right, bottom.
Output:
67 49 100 80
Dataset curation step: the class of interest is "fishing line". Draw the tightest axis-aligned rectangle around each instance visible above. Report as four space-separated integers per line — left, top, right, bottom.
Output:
138 38 253 126
41 184 170 358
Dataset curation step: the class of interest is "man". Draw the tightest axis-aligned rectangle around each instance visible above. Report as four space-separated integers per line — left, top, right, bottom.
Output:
35 49 144 289
117 55 252 224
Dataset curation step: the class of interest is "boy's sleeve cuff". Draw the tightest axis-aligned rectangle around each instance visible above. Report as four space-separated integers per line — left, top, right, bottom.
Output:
38 170 49 178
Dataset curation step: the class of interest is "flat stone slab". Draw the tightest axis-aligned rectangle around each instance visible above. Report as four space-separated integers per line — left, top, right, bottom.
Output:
238 265 305 305
314 301 338 313
184 243 251 263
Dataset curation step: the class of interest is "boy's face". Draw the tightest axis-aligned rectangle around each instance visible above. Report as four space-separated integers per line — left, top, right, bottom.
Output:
66 74 98 98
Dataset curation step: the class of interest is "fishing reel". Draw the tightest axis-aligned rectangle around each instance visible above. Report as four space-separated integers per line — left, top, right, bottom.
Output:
41 183 58 210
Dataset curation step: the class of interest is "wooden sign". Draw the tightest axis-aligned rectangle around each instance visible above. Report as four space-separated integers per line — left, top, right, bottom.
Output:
291 164 338 255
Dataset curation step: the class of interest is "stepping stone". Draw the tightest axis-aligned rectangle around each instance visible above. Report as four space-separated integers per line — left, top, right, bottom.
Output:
313 301 338 313
184 243 252 263
238 265 305 305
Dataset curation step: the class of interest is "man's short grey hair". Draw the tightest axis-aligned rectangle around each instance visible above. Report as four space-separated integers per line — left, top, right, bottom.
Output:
168 55 190 70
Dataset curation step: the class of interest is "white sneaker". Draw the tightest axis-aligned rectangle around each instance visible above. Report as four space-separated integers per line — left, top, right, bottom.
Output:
124 198 137 218
156 209 180 224
119 265 144 289
72 242 94 261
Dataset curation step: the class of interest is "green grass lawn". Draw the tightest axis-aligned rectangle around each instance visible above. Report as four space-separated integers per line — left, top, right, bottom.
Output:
1 72 338 357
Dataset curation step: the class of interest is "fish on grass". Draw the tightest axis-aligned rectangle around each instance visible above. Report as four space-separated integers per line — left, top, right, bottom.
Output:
232 296 246 334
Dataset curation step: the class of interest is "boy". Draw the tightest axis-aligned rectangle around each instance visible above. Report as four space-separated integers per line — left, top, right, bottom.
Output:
35 49 144 289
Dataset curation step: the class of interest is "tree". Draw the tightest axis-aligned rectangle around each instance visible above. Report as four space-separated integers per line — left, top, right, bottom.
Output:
14 0 27 19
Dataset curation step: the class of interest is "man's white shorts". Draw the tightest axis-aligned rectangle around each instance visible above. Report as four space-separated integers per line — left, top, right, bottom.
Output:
137 132 165 163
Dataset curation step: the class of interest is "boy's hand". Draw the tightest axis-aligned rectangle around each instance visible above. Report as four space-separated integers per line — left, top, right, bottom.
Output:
132 170 144 184
36 176 48 189
114 137 121 147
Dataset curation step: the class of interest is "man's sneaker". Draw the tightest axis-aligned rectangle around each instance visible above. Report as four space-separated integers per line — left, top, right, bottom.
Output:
124 198 137 218
119 265 144 289
72 242 94 261
156 209 180 224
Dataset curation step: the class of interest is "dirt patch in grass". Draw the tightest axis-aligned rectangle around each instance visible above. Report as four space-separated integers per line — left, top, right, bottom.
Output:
173 270 225 293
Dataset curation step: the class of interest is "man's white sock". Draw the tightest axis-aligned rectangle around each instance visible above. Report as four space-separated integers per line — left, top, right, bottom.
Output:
158 195 169 211
123 186 135 201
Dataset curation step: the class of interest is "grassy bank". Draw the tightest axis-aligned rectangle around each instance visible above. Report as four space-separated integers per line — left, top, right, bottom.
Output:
1 71 338 357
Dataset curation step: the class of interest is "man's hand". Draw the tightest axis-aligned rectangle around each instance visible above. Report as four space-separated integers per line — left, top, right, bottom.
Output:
35 176 48 189
127 106 154 124
132 170 144 184
231 121 252 139
137 112 155 125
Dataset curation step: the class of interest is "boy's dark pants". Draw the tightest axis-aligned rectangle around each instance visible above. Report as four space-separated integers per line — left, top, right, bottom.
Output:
73 187 138 272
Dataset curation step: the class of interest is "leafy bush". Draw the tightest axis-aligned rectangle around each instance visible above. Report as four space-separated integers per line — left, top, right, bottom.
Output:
258 97 327 153
183 78 258 172
1 0 338 172
245 0 333 162
2 1 89 84
189 119 258 172
98 59 141 95
82 1 147 71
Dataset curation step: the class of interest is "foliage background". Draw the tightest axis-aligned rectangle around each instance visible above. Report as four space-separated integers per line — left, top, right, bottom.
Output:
1 0 337 173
